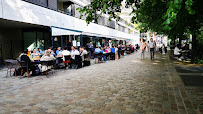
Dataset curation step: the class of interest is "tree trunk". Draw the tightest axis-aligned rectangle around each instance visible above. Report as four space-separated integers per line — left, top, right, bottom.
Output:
179 37 182 48
191 33 197 63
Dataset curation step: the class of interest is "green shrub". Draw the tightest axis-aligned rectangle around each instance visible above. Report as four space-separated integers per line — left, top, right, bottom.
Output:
194 59 203 64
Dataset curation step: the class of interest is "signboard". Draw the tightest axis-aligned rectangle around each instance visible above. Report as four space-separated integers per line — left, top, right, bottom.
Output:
72 40 77 46
77 42 80 46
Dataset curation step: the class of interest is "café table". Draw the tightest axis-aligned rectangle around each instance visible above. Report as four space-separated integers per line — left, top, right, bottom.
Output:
30 57 41 64
4 59 19 77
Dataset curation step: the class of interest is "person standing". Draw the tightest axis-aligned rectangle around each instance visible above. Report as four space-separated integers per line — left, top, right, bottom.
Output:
148 38 155 60
162 44 166 55
145 41 149 52
115 46 118 60
88 42 93 58
140 39 146 59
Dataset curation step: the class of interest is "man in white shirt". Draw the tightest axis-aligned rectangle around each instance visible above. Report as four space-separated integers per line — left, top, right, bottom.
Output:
148 38 155 60
79 47 88 61
174 44 182 58
62 47 70 61
79 47 88 56
70 46 80 59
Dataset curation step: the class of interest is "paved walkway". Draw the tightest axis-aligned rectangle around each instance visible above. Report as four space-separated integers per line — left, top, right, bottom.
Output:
0 51 202 114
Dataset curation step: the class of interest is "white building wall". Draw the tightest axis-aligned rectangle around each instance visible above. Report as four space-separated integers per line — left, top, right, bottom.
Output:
1 0 139 40
0 0 2 18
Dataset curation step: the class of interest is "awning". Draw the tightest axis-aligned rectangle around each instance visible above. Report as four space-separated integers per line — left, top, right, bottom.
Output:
51 26 82 36
82 32 120 40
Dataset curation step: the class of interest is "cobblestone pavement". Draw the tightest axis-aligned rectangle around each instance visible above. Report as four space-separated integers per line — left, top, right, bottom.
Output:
0 51 202 114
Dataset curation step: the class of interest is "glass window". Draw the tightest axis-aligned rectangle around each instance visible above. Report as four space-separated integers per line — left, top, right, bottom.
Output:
37 32 44 51
23 32 36 51
44 32 51 49
53 36 61 48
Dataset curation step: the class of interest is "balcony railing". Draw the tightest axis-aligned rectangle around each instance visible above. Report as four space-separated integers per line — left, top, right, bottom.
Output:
22 0 58 11
22 0 132 34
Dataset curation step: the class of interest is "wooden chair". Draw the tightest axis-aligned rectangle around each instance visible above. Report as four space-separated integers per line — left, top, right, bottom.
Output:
63 55 71 68
19 61 29 78
98 53 103 63
40 60 55 77
83 54 91 66
110 53 115 60
40 61 49 77
75 55 82 68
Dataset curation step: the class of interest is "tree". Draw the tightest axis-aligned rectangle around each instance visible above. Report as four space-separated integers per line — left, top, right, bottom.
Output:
78 0 203 63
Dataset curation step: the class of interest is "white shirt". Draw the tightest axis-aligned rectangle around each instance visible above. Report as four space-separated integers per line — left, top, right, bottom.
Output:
62 50 70 56
40 55 56 61
80 50 88 56
62 50 70 61
149 41 155 48
80 50 88 61
71 50 80 59
174 47 181 55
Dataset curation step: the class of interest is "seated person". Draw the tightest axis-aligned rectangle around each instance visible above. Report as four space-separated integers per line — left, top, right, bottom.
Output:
94 46 102 54
30 49 40 60
56 47 62 55
40 50 56 72
36 48 44 57
110 46 115 53
20 49 37 76
130 44 133 51
56 47 63 64
103 46 108 53
79 47 88 61
174 44 182 59
62 47 70 61
70 46 80 60
48 48 56 57
107 47 111 53
40 50 56 61
19 49 28 58
94 46 107 62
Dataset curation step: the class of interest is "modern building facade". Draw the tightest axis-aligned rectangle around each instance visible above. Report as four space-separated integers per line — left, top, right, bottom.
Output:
0 0 140 60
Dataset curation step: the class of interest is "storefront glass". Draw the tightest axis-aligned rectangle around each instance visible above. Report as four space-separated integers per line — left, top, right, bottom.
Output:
23 31 51 51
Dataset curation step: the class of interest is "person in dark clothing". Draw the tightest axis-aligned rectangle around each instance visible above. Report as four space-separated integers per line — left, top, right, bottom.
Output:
20 49 37 76
21 50 32 67
118 45 122 59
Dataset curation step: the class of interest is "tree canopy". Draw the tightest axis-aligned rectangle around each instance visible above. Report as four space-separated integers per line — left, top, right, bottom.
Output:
78 0 202 34
78 0 203 62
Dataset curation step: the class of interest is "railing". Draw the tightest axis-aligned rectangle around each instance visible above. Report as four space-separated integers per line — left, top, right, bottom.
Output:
21 0 132 34
58 9 72 16
22 0 58 11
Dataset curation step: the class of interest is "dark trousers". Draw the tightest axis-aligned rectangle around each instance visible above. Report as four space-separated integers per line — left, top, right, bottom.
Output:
150 48 154 60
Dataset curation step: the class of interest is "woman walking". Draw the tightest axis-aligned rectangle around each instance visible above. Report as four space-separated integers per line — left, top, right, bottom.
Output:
140 39 146 59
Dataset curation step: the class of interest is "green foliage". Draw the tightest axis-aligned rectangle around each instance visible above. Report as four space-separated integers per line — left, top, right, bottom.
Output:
185 0 195 14
78 0 202 39
77 0 203 63
194 59 203 64
197 29 203 44
77 0 124 24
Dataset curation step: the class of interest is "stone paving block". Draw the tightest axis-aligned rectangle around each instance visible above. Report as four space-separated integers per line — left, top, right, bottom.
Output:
0 52 202 114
